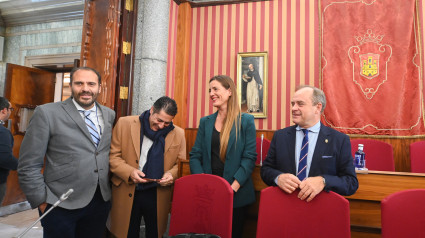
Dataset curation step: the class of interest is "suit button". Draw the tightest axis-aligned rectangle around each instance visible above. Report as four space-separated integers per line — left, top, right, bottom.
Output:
129 193 132 197
94 169 98 173
96 152 99 155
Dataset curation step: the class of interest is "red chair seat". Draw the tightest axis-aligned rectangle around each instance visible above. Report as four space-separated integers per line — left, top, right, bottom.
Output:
169 174 233 238
351 139 395 171
381 189 425 238
409 141 425 173
256 187 350 238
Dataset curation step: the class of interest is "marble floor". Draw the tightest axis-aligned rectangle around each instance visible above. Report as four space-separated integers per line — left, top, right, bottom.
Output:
0 208 42 238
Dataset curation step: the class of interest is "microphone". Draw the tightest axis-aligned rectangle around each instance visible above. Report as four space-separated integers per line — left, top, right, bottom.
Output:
54 189 74 206
16 189 74 238
260 134 264 166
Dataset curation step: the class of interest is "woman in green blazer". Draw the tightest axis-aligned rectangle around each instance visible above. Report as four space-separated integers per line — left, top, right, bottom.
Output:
189 75 257 238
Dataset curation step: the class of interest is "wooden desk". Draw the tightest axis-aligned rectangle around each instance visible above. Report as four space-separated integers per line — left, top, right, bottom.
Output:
177 160 425 238
346 171 425 237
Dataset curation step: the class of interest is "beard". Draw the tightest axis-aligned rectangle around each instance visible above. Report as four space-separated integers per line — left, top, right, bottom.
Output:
72 91 99 109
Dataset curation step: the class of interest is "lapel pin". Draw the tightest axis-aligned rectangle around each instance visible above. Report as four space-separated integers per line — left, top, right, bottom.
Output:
325 139 328 143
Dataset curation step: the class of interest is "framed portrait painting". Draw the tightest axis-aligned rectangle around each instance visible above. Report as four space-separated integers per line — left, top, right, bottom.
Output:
237 52 268 118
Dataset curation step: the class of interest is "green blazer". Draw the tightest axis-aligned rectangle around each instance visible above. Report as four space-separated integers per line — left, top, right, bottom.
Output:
190 112 257 207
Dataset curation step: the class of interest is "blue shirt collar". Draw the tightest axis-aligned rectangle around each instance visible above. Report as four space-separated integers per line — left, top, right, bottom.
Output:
296 121 321 133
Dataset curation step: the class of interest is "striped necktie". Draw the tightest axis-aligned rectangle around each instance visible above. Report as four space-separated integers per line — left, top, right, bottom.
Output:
297 129 309 180
82 110 100 147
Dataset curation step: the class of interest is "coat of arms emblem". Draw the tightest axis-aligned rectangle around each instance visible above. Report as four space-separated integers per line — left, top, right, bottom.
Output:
348 29 392 99
360 53 379 79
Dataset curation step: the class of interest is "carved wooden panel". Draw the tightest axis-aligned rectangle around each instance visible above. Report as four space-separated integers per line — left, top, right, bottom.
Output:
81 0 122 109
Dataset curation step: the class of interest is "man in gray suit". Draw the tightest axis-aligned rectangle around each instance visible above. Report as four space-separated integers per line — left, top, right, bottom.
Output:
18 67 115 238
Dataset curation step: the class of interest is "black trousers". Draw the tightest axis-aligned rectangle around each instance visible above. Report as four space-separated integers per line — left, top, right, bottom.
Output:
232 205 247 238
39 186 111 238
127 187 158 238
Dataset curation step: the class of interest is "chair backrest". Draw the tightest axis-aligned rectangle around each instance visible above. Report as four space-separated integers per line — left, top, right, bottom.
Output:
256 137 271 165
409 141 425 173
350 139 395 171
169 174 233 238
381 189 425 238
256 187 350 238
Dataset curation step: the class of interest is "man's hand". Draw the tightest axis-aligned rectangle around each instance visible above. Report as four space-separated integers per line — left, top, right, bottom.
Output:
298 176 325 202
158 172 174 186
276 173 302 194
130 169 148 184
38 203 48 214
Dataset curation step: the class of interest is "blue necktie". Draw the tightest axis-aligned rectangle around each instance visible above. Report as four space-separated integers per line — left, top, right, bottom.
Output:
297 129 309 180
82 110 100 147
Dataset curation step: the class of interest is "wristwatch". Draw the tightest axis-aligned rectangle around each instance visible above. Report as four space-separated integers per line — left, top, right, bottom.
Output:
322 176 326 187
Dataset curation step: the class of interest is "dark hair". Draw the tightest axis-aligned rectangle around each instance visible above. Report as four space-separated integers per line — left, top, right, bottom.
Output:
152 96 178 116
0 97 10 111
70 67 101 85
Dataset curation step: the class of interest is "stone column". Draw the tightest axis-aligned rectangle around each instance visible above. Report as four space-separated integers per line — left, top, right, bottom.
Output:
132 0 170 115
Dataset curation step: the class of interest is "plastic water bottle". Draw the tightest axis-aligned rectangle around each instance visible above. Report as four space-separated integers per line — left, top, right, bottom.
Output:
354 144 366 170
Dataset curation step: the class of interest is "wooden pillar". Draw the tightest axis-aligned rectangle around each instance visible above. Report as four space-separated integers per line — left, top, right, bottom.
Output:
173 2 192 129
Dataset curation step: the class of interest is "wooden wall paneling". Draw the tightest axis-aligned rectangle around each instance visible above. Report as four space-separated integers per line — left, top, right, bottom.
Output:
184 128 274 161
173 2 192 129
114 0 137 118
81 0 122 109
184 128 198 160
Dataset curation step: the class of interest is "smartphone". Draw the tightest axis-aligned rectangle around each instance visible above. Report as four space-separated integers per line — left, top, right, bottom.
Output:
143 178 161 182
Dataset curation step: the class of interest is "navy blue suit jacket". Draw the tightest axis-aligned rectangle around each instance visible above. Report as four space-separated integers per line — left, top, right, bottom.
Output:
0 126 18 184
261 123 358 196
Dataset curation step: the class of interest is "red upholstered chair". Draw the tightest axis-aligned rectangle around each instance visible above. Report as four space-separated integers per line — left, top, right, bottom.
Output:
409 141 425 173
350 139 395 171
256 187 350 238
256 136 271 165
381 189 425 238
169 174 233 238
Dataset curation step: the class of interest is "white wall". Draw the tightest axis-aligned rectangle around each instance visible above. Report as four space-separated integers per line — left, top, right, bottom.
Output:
0 19 83 96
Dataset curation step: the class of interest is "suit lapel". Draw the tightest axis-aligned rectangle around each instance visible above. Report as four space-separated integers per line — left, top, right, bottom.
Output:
309 124 329 176
61 98 93 143
287 126 297 174
131 117 141 159
205 113 217 162
164 129 175 153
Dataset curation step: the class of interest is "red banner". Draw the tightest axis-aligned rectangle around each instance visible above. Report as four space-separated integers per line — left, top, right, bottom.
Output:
320 0 424 137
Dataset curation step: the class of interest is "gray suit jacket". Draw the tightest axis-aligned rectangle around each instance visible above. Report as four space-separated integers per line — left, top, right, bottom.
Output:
18 98 115 209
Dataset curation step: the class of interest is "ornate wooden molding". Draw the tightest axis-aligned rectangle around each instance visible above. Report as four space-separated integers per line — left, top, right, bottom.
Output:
173 2 192 128
81 0 92 65
80 0 122 109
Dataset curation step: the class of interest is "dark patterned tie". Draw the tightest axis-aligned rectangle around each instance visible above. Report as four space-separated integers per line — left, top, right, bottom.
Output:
81 110 100 147
297 129 309 180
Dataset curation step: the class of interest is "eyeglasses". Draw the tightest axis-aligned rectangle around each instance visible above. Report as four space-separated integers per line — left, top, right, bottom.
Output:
8 107 14 111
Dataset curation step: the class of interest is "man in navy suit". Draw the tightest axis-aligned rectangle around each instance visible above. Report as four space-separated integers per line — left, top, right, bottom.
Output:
261 86 358 202
0 97 18 204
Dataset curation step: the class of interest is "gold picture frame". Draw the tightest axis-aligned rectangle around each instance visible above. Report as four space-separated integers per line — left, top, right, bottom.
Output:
237 52 268 118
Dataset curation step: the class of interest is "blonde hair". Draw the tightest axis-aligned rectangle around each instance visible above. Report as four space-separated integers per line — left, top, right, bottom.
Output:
209 75 241 161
